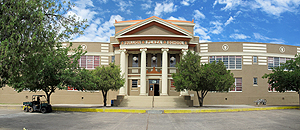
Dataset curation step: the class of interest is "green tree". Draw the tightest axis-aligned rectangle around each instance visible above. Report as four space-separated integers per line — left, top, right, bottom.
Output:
262 54 300 104
9 44 85 103
75 63 125 106
0 0 88 87
172 51 235 107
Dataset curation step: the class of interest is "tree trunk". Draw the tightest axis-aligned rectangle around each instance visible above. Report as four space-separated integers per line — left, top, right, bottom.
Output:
102 90 107 106
45 92 50 104
196 91 203 107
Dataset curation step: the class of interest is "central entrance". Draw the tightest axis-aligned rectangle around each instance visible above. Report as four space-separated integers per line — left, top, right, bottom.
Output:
149 79 160 96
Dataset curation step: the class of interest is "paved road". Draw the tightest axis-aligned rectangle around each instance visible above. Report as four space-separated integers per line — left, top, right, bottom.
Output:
0 109 299 130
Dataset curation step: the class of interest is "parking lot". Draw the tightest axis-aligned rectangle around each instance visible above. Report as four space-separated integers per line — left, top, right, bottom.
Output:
0 109 299 130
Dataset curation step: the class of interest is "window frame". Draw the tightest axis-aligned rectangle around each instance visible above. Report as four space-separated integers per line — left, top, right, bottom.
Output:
209 56 242 70
253 56 257 64
132 80 138 88
79 55 100 69
230 78 242 92
253 77 258 85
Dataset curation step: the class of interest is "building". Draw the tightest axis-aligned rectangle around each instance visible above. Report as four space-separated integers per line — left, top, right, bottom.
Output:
0 16 299 106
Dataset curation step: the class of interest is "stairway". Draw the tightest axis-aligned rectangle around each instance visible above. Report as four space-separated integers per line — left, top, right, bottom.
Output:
119 96 189 108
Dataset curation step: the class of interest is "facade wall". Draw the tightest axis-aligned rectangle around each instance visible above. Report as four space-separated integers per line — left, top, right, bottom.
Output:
0 17 299 106
194 42 299 106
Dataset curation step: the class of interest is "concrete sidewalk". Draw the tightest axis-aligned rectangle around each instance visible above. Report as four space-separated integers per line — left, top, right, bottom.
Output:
1 104 299 114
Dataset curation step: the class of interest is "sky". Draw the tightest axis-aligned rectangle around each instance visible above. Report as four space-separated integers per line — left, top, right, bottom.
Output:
68 0 300 46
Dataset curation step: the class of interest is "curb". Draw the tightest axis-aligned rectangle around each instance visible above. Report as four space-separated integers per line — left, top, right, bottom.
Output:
5 105 299 114
53 107 146 113
164 106 300 113
53 106 299 114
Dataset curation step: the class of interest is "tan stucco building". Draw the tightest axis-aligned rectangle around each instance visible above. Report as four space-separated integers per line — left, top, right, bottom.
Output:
1 16 299 106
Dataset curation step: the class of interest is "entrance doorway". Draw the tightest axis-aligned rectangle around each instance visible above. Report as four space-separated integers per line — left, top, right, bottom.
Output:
149 80 159 96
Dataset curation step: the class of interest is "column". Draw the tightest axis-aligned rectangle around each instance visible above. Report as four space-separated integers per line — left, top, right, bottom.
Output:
161 48 169 96
139 48 147 96
125 53 129 95
180 48 189 96
119 49 126 95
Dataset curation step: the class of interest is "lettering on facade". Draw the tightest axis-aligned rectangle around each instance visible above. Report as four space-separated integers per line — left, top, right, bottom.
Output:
121 40 187 45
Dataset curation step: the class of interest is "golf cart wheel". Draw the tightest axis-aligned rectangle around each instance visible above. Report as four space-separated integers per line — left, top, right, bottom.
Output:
41 107 47 113
28 107 34 113
23 107 28 112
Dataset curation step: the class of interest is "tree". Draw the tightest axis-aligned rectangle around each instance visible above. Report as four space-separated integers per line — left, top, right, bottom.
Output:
9 44 85 103
262 54 300 104
172 50 235 107
0 0 88 88
74 63 125 106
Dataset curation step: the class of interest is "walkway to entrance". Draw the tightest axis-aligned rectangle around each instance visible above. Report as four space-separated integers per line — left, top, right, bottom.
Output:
119 96 189 108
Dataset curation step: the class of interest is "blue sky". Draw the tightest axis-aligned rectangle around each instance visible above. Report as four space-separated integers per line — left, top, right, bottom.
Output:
68 0 300 46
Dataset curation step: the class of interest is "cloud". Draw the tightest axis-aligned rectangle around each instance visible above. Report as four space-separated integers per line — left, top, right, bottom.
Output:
230 34 250 39
253 33 285 44
194 23 211 41
154 2 177 17
224 11 241 26
98 0 108 4
72 15 124 42
210 21 223 34
213 0 300 16
180 0 195 6
167 16 187 21
213 0 217 8
141 0 152 10
115 0 133 14
251 0 300 16
224 16 234 26
68 1 97 23
75 0 94 8
213 0 243 11
193 10 205 20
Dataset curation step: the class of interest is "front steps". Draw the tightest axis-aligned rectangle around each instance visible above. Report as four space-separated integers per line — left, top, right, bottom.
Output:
119 96 189 108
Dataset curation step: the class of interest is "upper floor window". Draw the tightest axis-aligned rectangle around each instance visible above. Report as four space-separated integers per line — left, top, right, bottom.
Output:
268 57 292 69
253 56 257 63
151 54 157 67
132 54 139 67
170 54 176 67
79 56 99 69
111 56 115 63
209 56 242 69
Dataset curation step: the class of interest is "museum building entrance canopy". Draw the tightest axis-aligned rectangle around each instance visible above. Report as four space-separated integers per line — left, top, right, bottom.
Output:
111 16 199 96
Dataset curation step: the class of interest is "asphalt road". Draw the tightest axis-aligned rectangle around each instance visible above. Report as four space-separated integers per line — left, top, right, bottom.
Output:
0 109 299 130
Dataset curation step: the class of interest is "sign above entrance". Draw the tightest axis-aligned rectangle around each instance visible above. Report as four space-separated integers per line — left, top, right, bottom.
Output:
121 40 187 45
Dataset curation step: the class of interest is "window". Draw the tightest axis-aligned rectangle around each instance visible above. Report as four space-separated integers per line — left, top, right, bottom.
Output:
111 56 115 63
79 56 100 69
170 79 175 87
253 77 258 85
209 56 242 69
230 78 242 92
253 56 257 63
132 54 139 67
268 57 293 69
132 80 138 88
170 54 176 67
151 54 157 67
67 86 78 91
